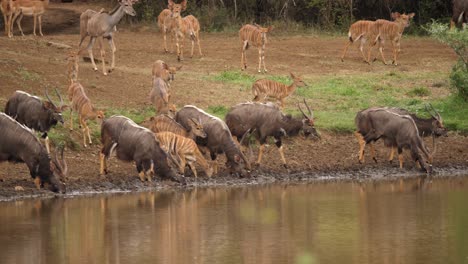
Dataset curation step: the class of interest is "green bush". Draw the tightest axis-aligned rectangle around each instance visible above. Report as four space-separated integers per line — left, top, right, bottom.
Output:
450 62 468 101
426 22 468 101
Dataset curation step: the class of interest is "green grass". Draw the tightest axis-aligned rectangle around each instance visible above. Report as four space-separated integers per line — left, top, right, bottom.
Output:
406 87 431 97
15 67 41 81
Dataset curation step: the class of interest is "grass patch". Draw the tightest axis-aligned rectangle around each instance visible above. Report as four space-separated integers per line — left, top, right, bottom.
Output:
406 87 431 97
207 105 228 119
15 67 41 81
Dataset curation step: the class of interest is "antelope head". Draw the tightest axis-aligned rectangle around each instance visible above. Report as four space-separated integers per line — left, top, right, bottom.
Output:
168 0 186 18
188 117 206 138
425 103 448 137
298 99 320 139
119 0 137 17
290 72 307 87
391 12 415 28
49 147 68 193
44 88 67 125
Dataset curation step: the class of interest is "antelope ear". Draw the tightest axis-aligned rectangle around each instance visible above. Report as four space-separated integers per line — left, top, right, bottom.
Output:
408 13 415 18
267 25 273 32
391 12 400 20
162 63 169 70
168 0 174 9
181 0 187 10
289 72 296 79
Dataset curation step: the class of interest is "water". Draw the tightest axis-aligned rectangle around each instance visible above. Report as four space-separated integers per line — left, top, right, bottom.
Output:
1 177 468 264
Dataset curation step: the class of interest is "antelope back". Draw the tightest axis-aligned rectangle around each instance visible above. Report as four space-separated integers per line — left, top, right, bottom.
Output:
239 24 271 47
348 20 376 39
147 115 187 136
156 131 196 155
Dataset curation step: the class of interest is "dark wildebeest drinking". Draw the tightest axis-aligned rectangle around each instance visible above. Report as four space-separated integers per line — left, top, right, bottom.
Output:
355 105 446 164
355 108 434 173
451 0 468 29
0 113 67 193
175 105 251 176
100 115 182 183
4 90 67 153
225 100 319 168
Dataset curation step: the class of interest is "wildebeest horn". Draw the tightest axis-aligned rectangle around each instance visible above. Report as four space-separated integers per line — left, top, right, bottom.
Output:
298 103 309 120
239 128 255 146
425 103 441 122
429 103 442 123
303 99 314 119
55 88 64 108
44 88 56 107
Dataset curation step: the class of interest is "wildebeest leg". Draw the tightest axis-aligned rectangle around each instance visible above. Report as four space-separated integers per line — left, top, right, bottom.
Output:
99 152 107 175
108 37 116 72
38 15 43 36
41 133 51 154
210 152 218 174
99 37 108 76
388 146 396 163
398 147 404 169
241 40 248 70
100 142 116 175
370 143 377 163
34 177 41 190
85 37 98 71
355 131 366 163
275 137 287 167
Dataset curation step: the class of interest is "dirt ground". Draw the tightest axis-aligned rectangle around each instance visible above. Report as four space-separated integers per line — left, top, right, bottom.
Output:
0 2 467 200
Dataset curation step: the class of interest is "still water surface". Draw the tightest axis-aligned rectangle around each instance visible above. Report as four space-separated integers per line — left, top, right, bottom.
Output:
1 177 468 264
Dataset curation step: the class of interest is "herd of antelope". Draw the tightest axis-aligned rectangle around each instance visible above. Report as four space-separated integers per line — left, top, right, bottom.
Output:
0 0 459 193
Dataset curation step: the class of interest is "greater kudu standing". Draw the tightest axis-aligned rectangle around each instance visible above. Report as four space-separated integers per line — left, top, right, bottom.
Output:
79 0 136 75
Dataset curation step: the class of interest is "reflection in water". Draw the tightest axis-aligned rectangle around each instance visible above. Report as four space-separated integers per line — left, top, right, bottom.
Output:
1 177 468 264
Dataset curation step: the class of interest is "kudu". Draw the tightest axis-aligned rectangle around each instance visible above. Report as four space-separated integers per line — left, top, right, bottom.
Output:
175 105 251 176
252 72 307 109
79 0 136 75
225 100 319 168
9 0 49 37
355 105 446 165
355 108 434 173
0 113 67 193
4 89 67 153
100 115 183 183
239 23 273 73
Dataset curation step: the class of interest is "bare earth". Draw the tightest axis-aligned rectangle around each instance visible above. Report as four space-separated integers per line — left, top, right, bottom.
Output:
0 3 467 200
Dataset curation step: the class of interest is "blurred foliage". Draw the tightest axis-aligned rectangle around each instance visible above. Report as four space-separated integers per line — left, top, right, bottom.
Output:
129 0 454 32
426 22 468 101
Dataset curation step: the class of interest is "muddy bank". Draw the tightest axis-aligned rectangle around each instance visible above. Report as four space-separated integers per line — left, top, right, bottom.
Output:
1 133 467 201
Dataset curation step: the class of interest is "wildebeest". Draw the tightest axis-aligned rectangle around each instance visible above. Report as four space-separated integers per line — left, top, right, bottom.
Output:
4 89 67 153
100 115 183 183
0 113 67 193
175 105 251 176
225 100 319 167
355 105 446 164
355 108 433 173
451 0 468 29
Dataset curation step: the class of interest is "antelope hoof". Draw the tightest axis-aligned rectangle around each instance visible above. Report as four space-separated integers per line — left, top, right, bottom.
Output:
373 157 378 163
282 163 288 169
358 159 363 164
341 58 344 62
264 69 268 73
373 58 377 62
103 72 108 76
93 67 98 71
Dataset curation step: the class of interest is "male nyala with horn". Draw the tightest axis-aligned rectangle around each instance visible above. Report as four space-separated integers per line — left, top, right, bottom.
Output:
0 113 67 193
355 108 434 173
100 115 182 183
176 105 251 176
225 100 319 168
4 89 67 153
355 105 447 165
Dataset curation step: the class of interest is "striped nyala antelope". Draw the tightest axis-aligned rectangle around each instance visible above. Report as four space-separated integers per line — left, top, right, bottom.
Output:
371 12 415 65
67 50 79 84
155 131 213 177
341 20 378 63
166 0 203 61
252 73 307 109
150 77 176 117
152 60 182 83
239 23 273 73
143 114 206 140
68 82 105 147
